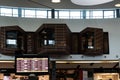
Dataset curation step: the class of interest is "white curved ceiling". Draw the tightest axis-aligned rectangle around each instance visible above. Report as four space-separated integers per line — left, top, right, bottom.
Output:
71 0 114 6
0 0 119 9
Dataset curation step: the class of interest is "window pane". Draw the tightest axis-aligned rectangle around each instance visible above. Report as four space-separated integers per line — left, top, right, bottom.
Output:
86 11 90 19
6 31 17 48
55 10 59 19
1 8 12 16
0 6 117 19
13 8 18 17
80 11 83 19
47 10 51 18
92 11 103 19
59 10 69 19
70 11 80 19
22 9 25 17
86 10 103 19
104 10 114 18
36 10 47 18
24 9 35 18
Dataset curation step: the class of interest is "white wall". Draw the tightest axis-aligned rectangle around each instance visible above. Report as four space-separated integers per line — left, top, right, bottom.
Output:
0 16 120 61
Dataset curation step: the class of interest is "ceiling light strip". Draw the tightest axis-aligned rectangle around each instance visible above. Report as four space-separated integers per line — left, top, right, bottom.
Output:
0 60 14 63
56 60 118 63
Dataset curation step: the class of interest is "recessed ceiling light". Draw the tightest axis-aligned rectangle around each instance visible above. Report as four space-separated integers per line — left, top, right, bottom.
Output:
51 0 61 3
71 0 113 6
0 60 14 63
56 60 118 63
115 4 120 7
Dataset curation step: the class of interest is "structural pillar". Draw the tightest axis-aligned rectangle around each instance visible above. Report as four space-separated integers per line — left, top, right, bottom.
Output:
116 9 120 18
51 9 55 19
51 61 56 80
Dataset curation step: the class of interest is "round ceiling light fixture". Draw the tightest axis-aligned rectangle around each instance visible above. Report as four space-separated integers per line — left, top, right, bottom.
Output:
71 0 114 6
115 3 120 7
51 0 61 3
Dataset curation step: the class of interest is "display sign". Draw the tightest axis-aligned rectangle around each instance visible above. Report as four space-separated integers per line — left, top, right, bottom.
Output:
15 56 49 75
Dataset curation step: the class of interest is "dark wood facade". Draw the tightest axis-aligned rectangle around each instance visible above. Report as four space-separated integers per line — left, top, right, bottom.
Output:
71 33 79 54
25 32 36 54
0 24 109 56
0 26 25 55
79 27 109 55
35 24 71 55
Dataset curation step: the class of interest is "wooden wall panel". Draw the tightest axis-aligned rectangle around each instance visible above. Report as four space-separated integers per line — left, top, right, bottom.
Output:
71 33 79 54
0 25 109 56
79 27 105 55
35 24 71 55
0 26 25 56
26 32 36 54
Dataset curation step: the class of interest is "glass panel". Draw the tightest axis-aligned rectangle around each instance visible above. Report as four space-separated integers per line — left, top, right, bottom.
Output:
1 8 12 16
70 11 80 19
21 9 25 17
55 10 59 19
13 8 18 17
0 6 117 19
48 40 55 45
24 9 35 18
86 10 103 19
7 39 17 45
36 10 47 18
59 10 69 19
47 10 51 18
86 10 91 19
104 10 114 18
6 31 17 48
44 40 47 45
92 11 103 19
